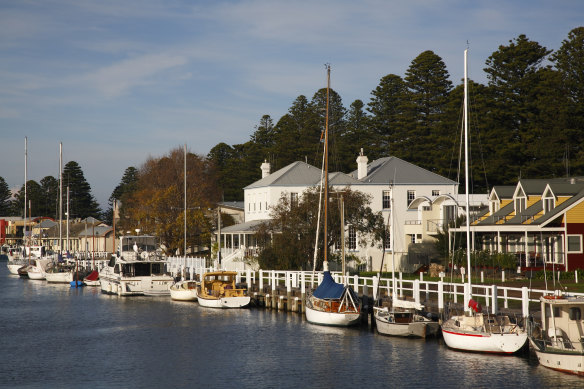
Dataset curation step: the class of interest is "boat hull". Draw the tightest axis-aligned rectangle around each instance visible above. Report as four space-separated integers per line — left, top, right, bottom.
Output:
305 305 361 327
7 264 22 275
197 295 250 308
529 338 584 376
442 328 527 353
169 281 198 301
45 271 73 283
375 316 439 338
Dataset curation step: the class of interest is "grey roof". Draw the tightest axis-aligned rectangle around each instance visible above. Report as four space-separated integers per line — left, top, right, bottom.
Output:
350 156 457 185
548 182 584 196
244 161 323 189
219 219 268 233
78 225 112 237
39 219 57 228
506 201 543 225
491 186 516 199
219 201 244 211
531 189 584 226
476 201 515 225
328 172 361 186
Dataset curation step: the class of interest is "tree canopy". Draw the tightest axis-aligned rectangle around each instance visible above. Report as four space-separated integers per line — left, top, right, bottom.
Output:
207 28 584 202
118 146 220 255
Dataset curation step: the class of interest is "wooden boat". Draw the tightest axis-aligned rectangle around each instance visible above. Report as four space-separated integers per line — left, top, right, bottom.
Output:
440 49 527 353
169 280 199 301
528 293 584 375
197 271 250 308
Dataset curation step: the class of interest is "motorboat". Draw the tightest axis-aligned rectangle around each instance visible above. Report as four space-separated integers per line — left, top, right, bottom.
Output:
374 299 440 338
528 293 584 376
27 258 51 280
197 271 250 308
99 235 174 296
169 280 199 301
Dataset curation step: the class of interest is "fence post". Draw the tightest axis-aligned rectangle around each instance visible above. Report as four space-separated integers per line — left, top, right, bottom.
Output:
502 270 505 283
301 272 306 313
259 270 263 292
521 286 529 318
438 281 444 319
492 285 498 314
414 279 420 306
354 275 359 295
399 272 403 297
372 276 379 301
246 269 251 290
504 288 508 309
286 272 292 311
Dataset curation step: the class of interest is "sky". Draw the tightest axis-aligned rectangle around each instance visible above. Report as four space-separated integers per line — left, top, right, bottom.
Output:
1 0 582 210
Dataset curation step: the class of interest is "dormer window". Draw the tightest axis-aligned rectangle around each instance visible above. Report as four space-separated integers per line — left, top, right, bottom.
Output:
490 200 500 214
543 196 555 213
515 196 526 214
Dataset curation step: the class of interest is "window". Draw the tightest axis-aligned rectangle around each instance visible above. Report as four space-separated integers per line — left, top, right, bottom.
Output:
384 227 391 251
290 192 298 208
382 190 391 209
432 190 440 196
490 200 500 214
515 197 526 213
543 197 555 213
567 235 582 253
410 235 416 244
422 205 431 211
407 190 416 206
348 226 357 250
570 307 582 321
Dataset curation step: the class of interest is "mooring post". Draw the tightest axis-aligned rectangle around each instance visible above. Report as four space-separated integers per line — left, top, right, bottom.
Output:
301 272 306 313
271 270 277 309
438 281 444 319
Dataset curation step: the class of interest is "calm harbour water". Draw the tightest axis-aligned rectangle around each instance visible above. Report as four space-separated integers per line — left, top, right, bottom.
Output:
0 263 582 389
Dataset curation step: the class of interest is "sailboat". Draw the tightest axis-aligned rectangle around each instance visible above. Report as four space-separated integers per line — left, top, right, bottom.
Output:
305 65 361 327
374 179 440 338
169 144 199 302
7 137 30 275
440 49 527 353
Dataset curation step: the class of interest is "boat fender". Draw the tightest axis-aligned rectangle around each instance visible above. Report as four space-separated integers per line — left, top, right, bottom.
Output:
468 299 482 313
107 283 112 293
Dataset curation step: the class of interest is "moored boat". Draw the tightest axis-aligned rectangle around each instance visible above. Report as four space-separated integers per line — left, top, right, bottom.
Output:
169 279 199 301
374 299 440 338
197 271 250 308
528 293 584 376
99 235 173 296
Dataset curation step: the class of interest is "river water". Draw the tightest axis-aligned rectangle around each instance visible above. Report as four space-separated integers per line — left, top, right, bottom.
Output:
0 263 581 389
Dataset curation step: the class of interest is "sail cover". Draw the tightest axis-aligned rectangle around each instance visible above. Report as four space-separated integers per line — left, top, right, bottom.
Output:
312 271 346 299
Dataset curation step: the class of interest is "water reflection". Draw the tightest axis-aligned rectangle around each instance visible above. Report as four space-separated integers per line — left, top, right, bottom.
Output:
1 264 584 388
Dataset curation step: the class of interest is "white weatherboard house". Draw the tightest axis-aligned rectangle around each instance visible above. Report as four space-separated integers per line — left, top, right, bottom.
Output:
218 151 469 272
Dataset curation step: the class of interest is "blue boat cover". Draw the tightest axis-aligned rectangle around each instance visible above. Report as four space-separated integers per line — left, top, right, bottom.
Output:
312 271 346 299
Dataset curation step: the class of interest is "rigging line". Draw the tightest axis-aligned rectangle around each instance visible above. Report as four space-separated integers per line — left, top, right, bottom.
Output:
468 82 490 193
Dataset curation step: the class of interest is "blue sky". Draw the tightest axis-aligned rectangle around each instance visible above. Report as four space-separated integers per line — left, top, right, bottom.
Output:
1 0 582 209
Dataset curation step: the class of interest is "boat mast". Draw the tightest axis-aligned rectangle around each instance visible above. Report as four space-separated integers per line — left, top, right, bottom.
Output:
464 49 472 308
59 142 63 254
323 64 330 272
24 137 27 252
184 143 187 260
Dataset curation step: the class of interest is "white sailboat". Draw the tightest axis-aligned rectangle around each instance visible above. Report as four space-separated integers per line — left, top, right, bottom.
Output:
440 49 527 353
305 65 361 327
374 180 439 338
169 144 199 302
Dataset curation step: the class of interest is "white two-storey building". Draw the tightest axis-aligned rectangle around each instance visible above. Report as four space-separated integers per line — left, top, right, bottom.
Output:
217 151 470 272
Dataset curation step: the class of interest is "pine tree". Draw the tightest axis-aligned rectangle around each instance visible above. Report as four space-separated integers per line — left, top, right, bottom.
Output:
0 177 12 216
62 161 101 219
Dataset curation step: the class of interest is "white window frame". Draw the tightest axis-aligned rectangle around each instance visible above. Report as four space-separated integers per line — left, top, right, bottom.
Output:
348 226 357 251
382 190 391 209
567 234 583 254
543 196 555 214
407 190 416 206
432 189 440 196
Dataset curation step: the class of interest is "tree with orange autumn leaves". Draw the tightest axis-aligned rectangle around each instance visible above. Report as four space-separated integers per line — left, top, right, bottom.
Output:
118 146 220 256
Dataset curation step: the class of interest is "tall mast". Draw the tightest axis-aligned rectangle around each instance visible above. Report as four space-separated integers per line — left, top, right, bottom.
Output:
323 64 330 271
464 49 472 301
24 137 27 249
184 143 187 259
59 142 63 253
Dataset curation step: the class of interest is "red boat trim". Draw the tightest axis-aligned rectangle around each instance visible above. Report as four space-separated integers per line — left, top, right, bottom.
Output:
442 329 489 338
